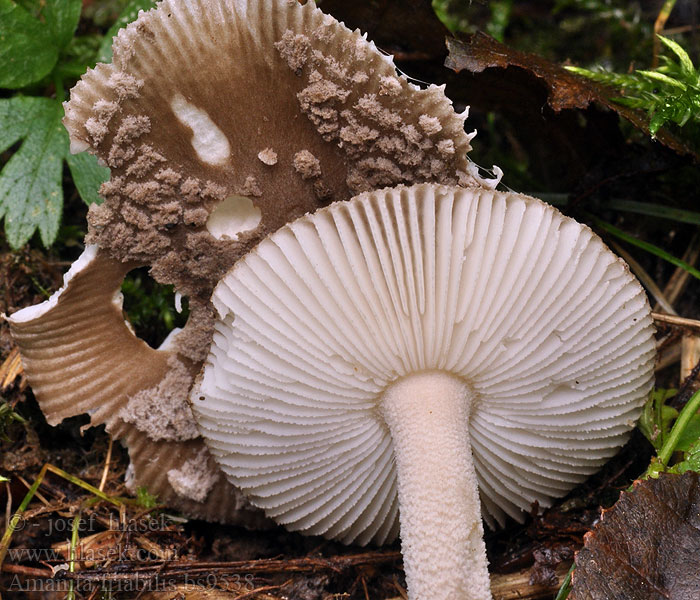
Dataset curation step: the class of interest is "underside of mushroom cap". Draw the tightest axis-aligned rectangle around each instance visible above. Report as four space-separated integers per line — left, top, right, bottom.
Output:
192 183 656 542
8 247 263 525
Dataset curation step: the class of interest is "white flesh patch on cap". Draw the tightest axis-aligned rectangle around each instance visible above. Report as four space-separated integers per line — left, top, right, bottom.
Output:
205 195 262 241
69 137 91 154
9 245 100 323
170 94 230 166
158 327 182 351
167 448 219 503
192 183 655 567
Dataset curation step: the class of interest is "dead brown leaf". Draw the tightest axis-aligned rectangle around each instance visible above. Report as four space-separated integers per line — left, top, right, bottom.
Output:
0 346 24 392
570 471 700 600
445 33 699 161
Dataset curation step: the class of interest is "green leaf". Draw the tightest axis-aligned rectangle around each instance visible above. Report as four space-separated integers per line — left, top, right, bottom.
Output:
54 34 103 80
649 110 668 137
135 486 159 509
675 414 700 453
658 35 694 78
42 0 82 50
0 97 67 248
639 389 678 451
637 69 687 90
603 199 700 226
668 439 700 475
0 0 58 88
98 0 157 63
0 96 42 153
66 152 109 206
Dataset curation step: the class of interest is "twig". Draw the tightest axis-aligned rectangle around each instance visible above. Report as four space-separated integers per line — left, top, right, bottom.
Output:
98 437 114 492
361 576 370 600
681 335 700 385
659 233 700 310
56 551 402 582
653 0 678 67
0 347 23 392
392 577 409 600
652 312 700 332
1 563 53 577
233 582 286 600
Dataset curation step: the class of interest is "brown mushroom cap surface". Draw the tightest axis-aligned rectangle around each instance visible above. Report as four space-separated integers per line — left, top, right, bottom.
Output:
11 0 487 521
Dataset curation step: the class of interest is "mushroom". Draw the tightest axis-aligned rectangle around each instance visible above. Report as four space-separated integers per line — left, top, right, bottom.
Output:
191 184 656 599
7 246 267 525
10 0 495 520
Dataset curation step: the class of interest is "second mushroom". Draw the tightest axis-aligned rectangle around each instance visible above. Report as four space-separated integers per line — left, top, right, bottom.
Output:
192 184 656 600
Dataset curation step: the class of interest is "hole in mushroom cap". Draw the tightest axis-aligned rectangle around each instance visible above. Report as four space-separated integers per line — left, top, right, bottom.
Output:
170 94 230 166
121 268 189 349
206 195 262 241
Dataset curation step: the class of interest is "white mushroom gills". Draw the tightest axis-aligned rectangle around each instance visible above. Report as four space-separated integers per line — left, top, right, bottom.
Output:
192 184 656 600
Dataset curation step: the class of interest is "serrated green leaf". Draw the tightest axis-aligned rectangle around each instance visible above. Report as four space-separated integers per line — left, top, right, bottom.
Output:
42 0 82 50
0 98 67 248
0 96 44 153
66 151 109 206
0 0 58 88
658 35 694 78
98 0 157 63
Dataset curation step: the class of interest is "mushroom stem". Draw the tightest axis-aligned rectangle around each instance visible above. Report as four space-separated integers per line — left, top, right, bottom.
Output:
380 371 491 600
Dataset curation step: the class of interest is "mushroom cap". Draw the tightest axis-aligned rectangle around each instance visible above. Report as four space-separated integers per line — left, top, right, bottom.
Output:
66 0 487 297
8 247 265 525
192 183 656 541
12 0 486 521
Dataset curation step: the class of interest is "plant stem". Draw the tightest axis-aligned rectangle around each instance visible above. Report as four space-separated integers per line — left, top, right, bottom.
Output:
554 563 575 600
658 389 700 467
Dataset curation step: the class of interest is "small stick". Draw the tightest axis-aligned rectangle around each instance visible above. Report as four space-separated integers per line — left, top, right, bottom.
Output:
653 0 678 67
658 233 700 310
652 312 700 332
58 551 402 580
233 583 285 600
681 335 700 385
1 563 53 577
98 437 114 492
